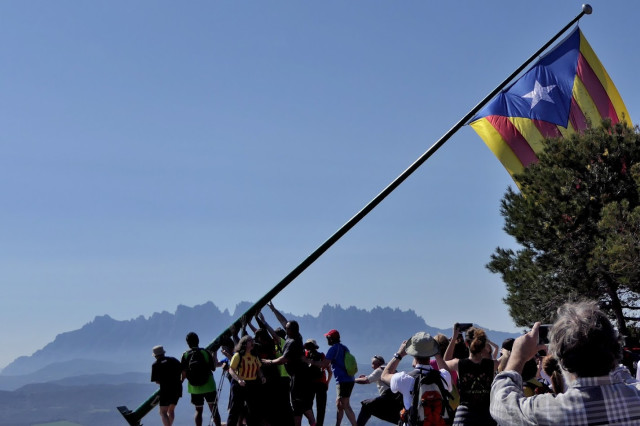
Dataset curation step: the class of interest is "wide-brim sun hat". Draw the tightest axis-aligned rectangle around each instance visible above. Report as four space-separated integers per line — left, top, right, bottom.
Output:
152 345 166 357
405 332 439 358
304 339 319 349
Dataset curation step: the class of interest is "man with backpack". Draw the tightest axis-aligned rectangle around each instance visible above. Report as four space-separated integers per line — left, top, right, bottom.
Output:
380 332 453 426
181 332 222 426
320 329 358 426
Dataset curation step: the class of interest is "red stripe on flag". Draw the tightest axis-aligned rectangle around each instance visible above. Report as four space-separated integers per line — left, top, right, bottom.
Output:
569 98 588 131
532 119 562 139
486 116 539 167
577 53 619 124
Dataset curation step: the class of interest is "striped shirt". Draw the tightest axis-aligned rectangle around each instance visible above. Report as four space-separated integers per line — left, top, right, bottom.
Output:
230 352 262 381
490 367 640 425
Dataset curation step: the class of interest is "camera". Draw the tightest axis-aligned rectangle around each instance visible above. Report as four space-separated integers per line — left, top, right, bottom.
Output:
538 324 553 345
457 323 473 332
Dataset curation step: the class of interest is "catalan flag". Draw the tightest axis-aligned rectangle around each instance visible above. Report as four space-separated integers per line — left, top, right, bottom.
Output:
469 28 629 178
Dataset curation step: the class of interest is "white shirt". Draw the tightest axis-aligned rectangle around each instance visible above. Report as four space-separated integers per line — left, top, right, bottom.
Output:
390 363 452 409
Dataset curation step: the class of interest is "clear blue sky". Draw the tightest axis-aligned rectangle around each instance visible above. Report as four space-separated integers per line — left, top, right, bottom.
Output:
1 1 638 370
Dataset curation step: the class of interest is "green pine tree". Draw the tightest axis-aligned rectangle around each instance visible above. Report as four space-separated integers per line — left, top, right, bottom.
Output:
487 121 640 335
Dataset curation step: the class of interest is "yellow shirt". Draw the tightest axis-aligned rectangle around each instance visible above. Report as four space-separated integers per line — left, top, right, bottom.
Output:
230 352 262 381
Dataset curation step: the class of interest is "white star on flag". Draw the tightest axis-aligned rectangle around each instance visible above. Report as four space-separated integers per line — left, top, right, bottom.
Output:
522 80 556 109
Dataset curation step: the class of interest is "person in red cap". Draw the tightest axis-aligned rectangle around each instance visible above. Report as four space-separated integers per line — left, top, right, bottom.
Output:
313 329 357 426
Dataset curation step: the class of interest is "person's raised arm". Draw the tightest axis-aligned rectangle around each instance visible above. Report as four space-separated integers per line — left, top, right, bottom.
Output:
444 323 461 372
267 300 288 329
255 311 266 329
381 340 408 386
505 323 546 374
487 339 499 360
444 324 460 361
240 317 249 337
497 348 510 373
246 318 258 334
434 352 451 374
256 311 278 343
229 324 240 345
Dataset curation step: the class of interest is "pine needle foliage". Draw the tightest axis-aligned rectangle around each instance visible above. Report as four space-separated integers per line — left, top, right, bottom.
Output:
487 121 640 335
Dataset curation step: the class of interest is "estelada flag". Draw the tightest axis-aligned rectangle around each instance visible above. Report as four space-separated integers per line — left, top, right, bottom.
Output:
469 28 630 178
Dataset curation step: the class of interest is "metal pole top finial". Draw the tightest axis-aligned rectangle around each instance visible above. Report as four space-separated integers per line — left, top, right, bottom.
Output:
582 4 593 14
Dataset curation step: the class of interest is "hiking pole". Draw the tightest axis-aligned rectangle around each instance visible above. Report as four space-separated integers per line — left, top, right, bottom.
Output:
208 369 227 426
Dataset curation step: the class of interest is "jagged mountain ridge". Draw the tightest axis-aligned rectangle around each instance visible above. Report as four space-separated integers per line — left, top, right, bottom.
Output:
2 301 518 378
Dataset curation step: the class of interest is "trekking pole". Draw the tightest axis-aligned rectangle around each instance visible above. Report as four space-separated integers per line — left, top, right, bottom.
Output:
208 369 227 426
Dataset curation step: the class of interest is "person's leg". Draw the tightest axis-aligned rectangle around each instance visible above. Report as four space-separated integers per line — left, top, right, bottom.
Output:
244 380 264 426
292 375 310 426
278 377 295 426
303 408 316 426
159 405 171 426
305 384 317 426
191 393 206 426
335 397 344 426
370 392 402 424
356 398 373 426
300 379 316 426
205 391 222 426
315 384 327 426
195 406 204 426
167 403 177 426
341 397 357 426
206 400 222 426
226 382 245 426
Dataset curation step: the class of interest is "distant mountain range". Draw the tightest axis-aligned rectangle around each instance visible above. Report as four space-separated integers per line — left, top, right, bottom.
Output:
0 301 519 425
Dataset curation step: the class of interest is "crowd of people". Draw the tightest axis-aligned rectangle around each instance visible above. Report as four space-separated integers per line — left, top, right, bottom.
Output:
150 299 640 425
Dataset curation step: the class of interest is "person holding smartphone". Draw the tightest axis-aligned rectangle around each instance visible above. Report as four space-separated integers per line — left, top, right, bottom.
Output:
444 324 500 425
490 300 640 425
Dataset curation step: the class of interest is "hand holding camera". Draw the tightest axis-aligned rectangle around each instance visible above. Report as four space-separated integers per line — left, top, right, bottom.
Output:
505 322 549 374
457 323 473 332
537 324 552 345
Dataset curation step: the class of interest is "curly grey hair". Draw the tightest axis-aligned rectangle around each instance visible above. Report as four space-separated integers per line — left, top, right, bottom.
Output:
548 300 622 377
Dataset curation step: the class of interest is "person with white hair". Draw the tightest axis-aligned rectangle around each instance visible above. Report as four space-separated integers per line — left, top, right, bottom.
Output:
490 300 640 425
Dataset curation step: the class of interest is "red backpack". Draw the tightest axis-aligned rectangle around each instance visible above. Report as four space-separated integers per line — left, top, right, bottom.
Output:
400 367 453 426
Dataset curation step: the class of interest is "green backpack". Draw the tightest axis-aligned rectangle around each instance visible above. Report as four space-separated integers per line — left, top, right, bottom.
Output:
343 346 358 376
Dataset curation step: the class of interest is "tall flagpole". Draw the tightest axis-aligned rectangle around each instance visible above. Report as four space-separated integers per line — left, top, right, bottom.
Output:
118 5 592 424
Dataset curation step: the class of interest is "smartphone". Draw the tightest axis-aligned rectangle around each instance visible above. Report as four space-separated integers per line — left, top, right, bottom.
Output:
538 324 553 345
458 323 473 332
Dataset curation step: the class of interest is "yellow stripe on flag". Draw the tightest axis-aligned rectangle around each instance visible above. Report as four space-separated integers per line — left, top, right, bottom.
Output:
579 31 630 125
470 118 524 176
573 77 602 127
509 117 546 155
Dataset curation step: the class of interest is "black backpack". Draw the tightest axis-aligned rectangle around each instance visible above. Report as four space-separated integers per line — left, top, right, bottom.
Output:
185 348 211 386
401 367 454 426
